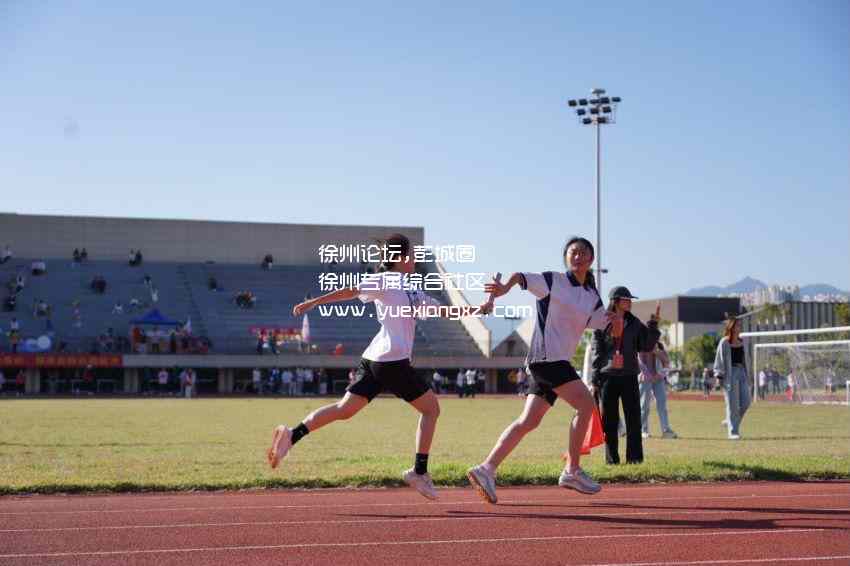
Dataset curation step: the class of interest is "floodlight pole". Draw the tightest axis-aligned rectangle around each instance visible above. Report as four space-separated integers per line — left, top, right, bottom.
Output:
566 87 621 297
595 116 602 292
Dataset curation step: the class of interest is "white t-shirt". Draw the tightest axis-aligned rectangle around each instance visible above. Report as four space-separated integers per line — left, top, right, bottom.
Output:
456 371 464 387
252 369 262 383
158 370 169 385
432 371 442 383
758 371 767 387
282 370 293 384
357 272 442 362
520 271 608 366
465 369 477 385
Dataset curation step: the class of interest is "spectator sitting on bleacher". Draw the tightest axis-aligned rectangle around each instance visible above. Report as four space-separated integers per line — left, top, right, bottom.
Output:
262 254 274 270
14 273 26 293
150 287 159 304
31 260 47 276
128 249 143 267
33 298 51 318
72 248 81 265
112 302 124 315
208 276 219 291
128 297 141 311
90 275 107 294
80 248 88 261
0 245 11 264
3 294 16 312
143 274 153 288
235 291 256 309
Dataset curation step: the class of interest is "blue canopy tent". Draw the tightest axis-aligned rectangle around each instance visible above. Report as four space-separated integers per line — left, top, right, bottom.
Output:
130 308 183 327
130 309 184 354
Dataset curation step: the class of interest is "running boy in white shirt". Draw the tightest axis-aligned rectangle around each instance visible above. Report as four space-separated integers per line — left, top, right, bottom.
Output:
467 237 619 503
268 234 482 500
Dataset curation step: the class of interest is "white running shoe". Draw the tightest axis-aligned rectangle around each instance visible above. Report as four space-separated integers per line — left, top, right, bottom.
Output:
641 431 651 439
267 425 292 469
402 468 438 500
662 430 678 439
467 464 498 504
558 468 601 495
728 433 741 440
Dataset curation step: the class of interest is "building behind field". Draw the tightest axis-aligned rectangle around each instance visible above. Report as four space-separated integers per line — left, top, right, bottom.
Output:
631 296 741 350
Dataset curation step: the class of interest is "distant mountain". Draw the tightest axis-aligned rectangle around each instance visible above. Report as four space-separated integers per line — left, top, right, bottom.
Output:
800 284 849 297
685 277 767 297
685 277 848 299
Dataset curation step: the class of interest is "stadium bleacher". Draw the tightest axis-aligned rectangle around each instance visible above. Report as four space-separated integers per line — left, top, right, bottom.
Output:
0 257 482 357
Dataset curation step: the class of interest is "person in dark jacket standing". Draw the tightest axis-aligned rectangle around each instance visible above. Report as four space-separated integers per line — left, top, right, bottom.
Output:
591 287 661 464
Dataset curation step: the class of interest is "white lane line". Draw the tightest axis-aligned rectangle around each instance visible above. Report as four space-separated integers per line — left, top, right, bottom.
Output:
0 492 847 517
3 482 833 505
582 556 850 566
0 528 827 559
9 507 850 534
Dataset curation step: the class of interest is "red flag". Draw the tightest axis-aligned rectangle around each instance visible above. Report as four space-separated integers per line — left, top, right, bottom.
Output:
580 406 606 455
563 406 606 460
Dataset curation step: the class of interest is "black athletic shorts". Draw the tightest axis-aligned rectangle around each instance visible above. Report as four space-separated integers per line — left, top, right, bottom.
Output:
527 360 582 406
347 358 431 403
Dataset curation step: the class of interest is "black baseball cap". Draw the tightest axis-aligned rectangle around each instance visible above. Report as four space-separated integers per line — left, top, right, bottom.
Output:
609 286 638 300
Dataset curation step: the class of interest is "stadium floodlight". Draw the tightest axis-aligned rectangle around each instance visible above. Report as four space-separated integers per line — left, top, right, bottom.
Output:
565 87 622 293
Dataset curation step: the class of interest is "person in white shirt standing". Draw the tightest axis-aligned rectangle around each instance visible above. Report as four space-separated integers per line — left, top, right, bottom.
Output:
467 237 618 503
282 368 294 396
456 370 465 398
157 368 169 396
465 368 478 398
431 370 443 394
252 368 263 395
268 233 481 500
183 368 196 399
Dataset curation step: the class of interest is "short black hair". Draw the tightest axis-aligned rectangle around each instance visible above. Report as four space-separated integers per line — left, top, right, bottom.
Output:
378 233 411 271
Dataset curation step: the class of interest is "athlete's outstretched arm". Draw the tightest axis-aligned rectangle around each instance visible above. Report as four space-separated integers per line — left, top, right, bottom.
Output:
293 288 359 316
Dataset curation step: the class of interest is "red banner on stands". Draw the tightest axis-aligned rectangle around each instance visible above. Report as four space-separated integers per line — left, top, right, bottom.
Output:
0 354 123 368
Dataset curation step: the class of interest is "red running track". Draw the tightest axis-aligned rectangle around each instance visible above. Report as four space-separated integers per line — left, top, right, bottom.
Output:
0 481 848 566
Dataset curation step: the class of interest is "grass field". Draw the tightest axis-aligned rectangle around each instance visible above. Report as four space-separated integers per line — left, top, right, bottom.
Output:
1 396 848 494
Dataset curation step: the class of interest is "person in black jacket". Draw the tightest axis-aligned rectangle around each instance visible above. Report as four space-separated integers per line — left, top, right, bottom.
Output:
591 286 661 464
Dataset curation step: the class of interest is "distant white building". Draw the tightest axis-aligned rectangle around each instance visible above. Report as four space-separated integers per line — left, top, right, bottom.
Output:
736 284 800 307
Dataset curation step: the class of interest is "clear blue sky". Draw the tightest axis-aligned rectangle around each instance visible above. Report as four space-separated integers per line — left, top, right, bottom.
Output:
2 1 848 311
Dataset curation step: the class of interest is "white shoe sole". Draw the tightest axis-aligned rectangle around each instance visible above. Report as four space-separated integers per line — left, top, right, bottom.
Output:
467 469 497 504
559 480 601 495
267 426 291 469
403 473 438 501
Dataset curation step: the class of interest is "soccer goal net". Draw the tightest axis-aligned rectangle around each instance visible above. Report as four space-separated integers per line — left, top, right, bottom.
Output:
743 327 850 406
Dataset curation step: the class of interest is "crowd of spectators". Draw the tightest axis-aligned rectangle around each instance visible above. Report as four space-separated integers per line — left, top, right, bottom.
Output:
248 367 327 396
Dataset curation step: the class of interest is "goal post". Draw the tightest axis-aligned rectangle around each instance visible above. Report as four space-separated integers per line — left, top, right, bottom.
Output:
741 326 850 406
